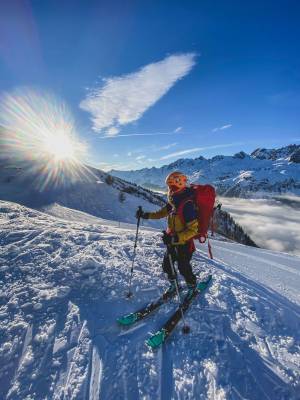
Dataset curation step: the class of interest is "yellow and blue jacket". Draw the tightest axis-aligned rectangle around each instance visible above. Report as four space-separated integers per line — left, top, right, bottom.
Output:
147 187 198 245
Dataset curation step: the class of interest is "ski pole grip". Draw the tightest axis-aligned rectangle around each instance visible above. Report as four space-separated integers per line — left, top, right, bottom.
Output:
163 231 172 253
137 206 143 222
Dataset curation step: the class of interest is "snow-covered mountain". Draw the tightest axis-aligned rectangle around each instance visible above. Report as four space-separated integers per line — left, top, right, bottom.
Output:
0 200 299 399
111 144 300 197
0 158 165 229
0 158 259 247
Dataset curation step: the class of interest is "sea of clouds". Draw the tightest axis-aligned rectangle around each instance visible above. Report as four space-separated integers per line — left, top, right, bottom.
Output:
220 195 300 256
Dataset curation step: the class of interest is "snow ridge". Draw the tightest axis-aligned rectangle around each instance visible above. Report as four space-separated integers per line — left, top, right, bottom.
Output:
0 160 165 230
111 144 300 197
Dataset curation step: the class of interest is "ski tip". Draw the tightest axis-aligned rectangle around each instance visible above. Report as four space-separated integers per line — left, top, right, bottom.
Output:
146 338 162 350
146 329 167 349
197 274 213 291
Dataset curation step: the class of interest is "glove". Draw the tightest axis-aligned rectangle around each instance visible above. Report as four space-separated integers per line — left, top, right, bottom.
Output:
162 231 179 246
199 236 206 243
135 207 149 219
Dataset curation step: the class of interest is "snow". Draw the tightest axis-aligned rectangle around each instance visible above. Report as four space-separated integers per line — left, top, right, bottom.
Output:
111 144 300 197
0 199 299 399
206 240 300 304
0 160 165 230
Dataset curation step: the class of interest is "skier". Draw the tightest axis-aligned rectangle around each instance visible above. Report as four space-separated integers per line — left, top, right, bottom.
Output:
136 171 199 295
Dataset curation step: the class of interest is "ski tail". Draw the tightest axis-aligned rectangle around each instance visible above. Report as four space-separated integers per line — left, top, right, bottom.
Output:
117 312 140 326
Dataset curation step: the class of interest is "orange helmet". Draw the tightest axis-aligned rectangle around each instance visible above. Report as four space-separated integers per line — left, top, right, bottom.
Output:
165 171 188 193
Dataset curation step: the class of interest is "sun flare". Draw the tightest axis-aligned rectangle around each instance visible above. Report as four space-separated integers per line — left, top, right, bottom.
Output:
0 88 89 189
42 133 76 161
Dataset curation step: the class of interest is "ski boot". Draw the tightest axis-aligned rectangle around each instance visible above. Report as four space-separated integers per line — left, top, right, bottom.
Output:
163 280 177 299
186 282 197 300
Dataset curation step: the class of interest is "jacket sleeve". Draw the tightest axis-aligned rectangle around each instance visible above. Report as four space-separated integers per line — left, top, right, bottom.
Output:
147 205 169 220
175 219 199 244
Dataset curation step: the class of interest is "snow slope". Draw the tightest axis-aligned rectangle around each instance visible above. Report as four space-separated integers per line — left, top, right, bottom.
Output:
0 159 258 248
0 200 299 399
0 160 165 230
111 144 300 197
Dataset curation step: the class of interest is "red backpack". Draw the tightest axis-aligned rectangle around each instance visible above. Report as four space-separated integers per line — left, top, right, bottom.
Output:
177 184 216 242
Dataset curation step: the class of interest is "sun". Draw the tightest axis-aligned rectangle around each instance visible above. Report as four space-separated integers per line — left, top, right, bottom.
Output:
0 88 90 189
42 133 76 162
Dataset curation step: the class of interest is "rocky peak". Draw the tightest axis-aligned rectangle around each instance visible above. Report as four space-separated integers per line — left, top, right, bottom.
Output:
251 144 300 161
233 151 248 159
290 148 300 163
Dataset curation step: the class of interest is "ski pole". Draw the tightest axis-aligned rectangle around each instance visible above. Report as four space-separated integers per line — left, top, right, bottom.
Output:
207 237 213 259
127 206 142 298
167 244 190 334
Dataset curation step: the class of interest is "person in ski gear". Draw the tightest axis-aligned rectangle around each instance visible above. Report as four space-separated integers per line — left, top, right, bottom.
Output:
136 171 198 291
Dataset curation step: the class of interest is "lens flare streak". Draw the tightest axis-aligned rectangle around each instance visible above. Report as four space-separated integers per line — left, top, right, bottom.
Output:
0 89 90 190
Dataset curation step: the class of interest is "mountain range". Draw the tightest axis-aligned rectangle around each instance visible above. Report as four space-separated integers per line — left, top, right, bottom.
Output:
111 144 300 197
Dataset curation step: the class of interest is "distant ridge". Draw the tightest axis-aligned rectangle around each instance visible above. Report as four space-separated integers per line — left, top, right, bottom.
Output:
0 158 257 247
111 144 300 197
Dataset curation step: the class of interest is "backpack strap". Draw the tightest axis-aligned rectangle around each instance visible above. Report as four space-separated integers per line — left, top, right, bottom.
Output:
176 197 195 225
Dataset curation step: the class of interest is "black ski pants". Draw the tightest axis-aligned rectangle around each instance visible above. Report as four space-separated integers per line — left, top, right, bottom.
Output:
162 244 196 286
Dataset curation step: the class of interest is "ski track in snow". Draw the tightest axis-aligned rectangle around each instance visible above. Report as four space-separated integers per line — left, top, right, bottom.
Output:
0 200 299 399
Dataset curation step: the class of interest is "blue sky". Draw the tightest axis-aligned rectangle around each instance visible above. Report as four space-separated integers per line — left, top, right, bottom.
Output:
0 0 299 171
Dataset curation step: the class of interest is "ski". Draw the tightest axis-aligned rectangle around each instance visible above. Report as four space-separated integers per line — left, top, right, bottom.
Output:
117 286 183 327
146 275 212 349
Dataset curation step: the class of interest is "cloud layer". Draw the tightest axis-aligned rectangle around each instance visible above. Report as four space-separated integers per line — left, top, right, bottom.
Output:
212 124 232 133
220 196 300 256
160 142 244 160
80 53 196 135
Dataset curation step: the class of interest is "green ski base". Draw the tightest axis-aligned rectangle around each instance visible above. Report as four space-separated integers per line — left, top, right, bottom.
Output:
117 286 182 327
146 329 167 348
117 313 139 326
146 275 212 349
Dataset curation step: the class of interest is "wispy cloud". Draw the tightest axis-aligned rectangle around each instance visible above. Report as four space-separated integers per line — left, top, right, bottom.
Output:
126 143 177 159
220 124 232 130
174 126 182 133
160 147 203 160
99 131 184 139
106 127 120 136
136 155 146 161
160 142 244 160
80 53 196 136
154 142 178 151
212 124 232 133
